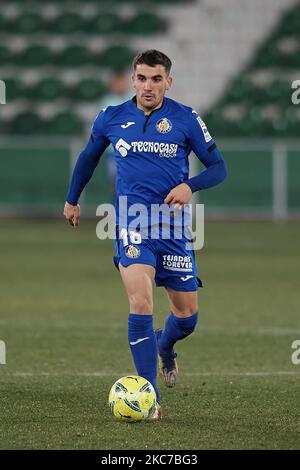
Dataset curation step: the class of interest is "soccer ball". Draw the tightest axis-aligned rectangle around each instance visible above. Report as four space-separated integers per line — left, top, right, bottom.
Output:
109 375 157 422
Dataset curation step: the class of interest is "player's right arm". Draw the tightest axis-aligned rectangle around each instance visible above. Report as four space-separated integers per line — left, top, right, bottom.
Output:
64 110 110 227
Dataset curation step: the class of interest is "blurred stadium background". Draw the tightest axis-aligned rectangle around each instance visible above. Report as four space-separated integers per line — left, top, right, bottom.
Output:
0 0 299 218
1 0 300 450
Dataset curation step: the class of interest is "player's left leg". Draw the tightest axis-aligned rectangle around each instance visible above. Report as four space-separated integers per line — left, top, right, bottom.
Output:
156 288 198 387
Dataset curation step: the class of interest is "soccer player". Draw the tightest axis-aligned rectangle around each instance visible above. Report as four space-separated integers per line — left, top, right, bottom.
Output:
64 50 227 420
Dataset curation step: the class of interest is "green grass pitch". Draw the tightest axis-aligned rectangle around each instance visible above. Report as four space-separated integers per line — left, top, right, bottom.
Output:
0 219 299 449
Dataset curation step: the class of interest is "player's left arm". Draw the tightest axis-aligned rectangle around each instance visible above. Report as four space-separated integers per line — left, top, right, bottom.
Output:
184 111 227 193
164 111 227 208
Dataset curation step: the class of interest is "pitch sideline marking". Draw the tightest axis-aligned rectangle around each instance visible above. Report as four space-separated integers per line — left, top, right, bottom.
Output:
6 370 300 378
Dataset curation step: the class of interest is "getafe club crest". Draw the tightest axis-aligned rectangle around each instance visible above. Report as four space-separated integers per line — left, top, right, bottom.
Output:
125 245 141 259
156 118 172 134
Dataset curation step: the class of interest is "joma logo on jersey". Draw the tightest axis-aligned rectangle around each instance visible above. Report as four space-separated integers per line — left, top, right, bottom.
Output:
115 139 178 158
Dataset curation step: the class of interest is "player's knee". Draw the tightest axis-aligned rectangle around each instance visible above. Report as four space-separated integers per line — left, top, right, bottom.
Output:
173 306 198 318
187 311 198 332
173 310 198 337
129 293 153 314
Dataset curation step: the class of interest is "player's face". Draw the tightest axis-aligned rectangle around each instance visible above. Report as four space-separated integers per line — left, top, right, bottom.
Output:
132 64 172 113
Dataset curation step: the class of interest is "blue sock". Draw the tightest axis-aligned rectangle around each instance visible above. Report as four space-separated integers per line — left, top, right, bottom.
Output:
158 311 198 355
128 313 160 402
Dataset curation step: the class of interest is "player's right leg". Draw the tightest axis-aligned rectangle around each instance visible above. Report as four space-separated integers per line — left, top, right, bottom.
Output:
119 262 161 416
119 262 155 315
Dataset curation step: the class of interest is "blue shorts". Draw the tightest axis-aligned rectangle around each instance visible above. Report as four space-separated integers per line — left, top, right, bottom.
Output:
113 227 203 292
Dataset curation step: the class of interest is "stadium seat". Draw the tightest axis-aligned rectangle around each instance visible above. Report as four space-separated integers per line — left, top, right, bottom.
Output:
0 0 188 136
47 112 83 135
248 85 269 106
122 12 167 35
0 45 11 65
11 112 43 134
85 12 122 34
270 115 290 135
48 12 83 34
151 0 193 3
55 45 92 67
284 107 300 136
281 50 300 68
251 44 282 68
19 45 53 67
0 45 12 65
99 45 135 70
10 12 44 34
212 2 300 136
203 109 232 137
237 115 261 137
30 78 65 101
266 79 293 104
224 78 254 103
0 14 6 31
4 78 26 101
273 9 300 38
72 79 107 101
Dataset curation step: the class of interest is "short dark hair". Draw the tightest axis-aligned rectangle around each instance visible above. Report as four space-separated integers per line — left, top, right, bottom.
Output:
133 50 172 75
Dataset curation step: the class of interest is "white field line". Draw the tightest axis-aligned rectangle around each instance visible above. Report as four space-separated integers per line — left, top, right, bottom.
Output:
5 370 299 378
0 326 300 338
0 321 299 336
184 371 300 377
200 326 300 336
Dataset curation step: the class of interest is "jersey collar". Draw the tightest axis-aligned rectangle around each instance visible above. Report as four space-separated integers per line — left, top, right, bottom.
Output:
131 96 167 117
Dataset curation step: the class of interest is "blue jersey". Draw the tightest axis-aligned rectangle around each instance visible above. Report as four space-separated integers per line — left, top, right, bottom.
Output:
67 96 227 228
